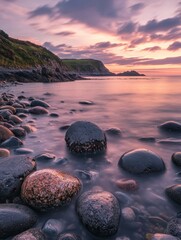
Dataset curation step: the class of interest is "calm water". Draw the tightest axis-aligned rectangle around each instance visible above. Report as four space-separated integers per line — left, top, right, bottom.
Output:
5 76 181 239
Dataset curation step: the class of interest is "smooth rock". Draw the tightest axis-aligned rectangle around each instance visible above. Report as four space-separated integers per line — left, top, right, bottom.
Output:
105 127 122 136
10 127 26 138
13 103 24 108
115 191 133 206
16 108 29 114
30 99 50 108
21 169 81 210
59 125 70 131
65 121 106 154
166 216 181 238
0 155 36 202
9 115 23 124
0 105 16 114
42 218 64 238
121 207 136 222
34 153 56 161
49 112 59 118
57 233 81 240
0 204 37 238
29 106 49 115
21 124 36 133
79 100 94 105
172 152 181 166
116 179 138 191
0 109 12 119
118 148 165 174
165 184 181 204
150 233 177 240
17 113 28 119
1 136 23 148
14 148 34 155
159 121 181 132
0 125 14 143
0 148 10 157
12 228 46 240
76 190 120 237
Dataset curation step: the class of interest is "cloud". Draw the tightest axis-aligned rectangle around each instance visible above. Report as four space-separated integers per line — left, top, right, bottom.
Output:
54 31 75 36
117 21 137 34
167 41 181 51
142 46 161 51
29 5 53 18
90 41 123 49
138 56 181 65
130 3 145 13
139 17 181 32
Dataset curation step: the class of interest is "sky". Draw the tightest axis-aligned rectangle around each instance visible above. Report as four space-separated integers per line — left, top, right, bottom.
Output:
1 0 181 76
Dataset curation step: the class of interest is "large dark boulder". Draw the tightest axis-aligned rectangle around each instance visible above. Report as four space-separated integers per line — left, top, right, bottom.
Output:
165 184 181 204
118 148 165 174
0 155 36 202
76 190 120 237
65 121 106 154
0 204 37 239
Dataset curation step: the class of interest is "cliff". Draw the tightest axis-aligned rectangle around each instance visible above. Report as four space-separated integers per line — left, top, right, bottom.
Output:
117 70 145 76
62 59 114 76
0 30 78 82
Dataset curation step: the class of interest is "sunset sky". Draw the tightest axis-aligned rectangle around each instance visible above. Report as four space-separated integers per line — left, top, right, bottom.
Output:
1 0 181 76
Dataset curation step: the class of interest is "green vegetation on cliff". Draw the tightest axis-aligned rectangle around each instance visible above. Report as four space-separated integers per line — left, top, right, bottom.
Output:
0 30 63 69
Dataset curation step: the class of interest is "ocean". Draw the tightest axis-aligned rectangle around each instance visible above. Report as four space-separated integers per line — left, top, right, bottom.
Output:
3 76 181 239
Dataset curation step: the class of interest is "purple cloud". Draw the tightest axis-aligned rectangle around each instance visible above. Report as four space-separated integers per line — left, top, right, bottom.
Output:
167 41 181 51
118 21 137 34
130 3 145 12
55 31 75 36
29 5 53 18
143 46 161 51
90 41 123 49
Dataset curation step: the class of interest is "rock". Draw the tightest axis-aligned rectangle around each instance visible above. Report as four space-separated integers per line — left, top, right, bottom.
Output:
139 137 156 142
42 219 64 238
105 127 122 136
150 233 177 240
118 149 165 174
12 228 46 240
10 127 26 138
0 204 37 238
21 124 36 133
9 115 23 124
29 106 49 115
115 191 133 206
65 121 106 154
13 103 24 108
34 153 56 161
0 105 16 114
1 136 23 148
49 112 59 118
159 121 181 132
21 169 81 210
0 155 36 202
165 184 181 204
115 179 138 191
30 99 50 108
14 148 34 155
17 113 28 119
121 207 136 222
75 169 98 182
59 125 70 131
16 108 29 114
166 216 181 238
79 100 94 105
76 190 120 237
0 109 12 119
0 125 14 143
0 148 10 157
57 233 81 240
172 152 181 166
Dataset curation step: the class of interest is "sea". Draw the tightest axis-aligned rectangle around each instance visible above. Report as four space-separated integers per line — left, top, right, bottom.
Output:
3 76 181 239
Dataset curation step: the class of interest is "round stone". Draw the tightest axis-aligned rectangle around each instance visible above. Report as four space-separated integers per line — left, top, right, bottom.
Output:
21 169 81 210
115 179 138 191
172 152 181 166
29 106 49 115
0 148 10 157
10 127 26 138
57 233 81 240
65 121 106 154
105 127 121 137
9 115 23 124
42 219 64 238
76 190 120 237
1 136 23 148
118 148 165 174
0 105 16 114
30 99 50 108
165 184 181 204
159 121 181 132
0 204 37 239
12 228 46 240
34 153 56 161
14 148 34 155
0 125 14 143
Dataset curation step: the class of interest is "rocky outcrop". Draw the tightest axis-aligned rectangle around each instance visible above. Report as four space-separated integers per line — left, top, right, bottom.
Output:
117 70 145 76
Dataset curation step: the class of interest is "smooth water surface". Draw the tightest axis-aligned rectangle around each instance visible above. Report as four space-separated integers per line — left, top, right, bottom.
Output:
4 76 181 239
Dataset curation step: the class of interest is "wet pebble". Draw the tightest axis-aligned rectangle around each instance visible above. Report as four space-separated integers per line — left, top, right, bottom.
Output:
0 125 14 143
14 148 34 155
21 124 36 133
12 228 46 240
10 127 26 138
21 169 81 210
9 115 23 124
57 233 81 240
42 218 64 238
59 125 70 131
115 191 133 206
0 105 16 114
29 106 49 115
159 121 181 132
172 152 181 166
0 109 12 119
50 112 59 117
115 178 138 191
76 190 120 237
30 99 50 108
139 137 156 142
34 153 56 161
118 148 165 174
0 204 37 239
0 148 10 157
17 113 28 118
79 100 94 105
16 108 29 114
150 233 177 240
165 184 181 204
121 207 136 223
65 121 106 154
1 136 23 148
105 127 122 136
75 169 98 182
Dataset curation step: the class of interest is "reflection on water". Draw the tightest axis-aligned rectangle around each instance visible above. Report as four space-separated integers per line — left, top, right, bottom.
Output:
6 76 181 239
